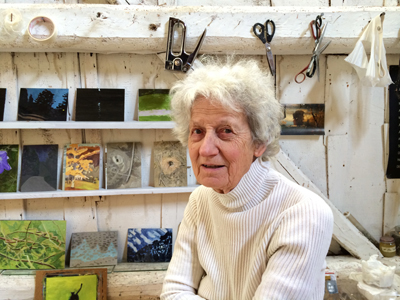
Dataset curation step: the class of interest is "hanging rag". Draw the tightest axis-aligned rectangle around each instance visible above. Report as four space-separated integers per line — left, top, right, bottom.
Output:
344 13 393 87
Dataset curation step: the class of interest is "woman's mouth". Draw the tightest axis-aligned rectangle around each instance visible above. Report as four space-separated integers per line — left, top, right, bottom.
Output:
202 164 224 168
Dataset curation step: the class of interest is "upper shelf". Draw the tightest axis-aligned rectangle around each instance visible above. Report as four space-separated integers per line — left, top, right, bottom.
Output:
0 5 399 55
0 121 175 129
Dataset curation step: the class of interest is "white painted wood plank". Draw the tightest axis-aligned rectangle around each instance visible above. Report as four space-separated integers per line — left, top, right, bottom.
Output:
24 197 64 220
159 0 177 4
95 194 162 262
384 0 399 6
177 0 270 5
0 200 24 219
342 0 384 5
272 0 328 5
0 5 399 55
383 192 399 235
0 121 176 129
0 53 17 121
79 52 98 89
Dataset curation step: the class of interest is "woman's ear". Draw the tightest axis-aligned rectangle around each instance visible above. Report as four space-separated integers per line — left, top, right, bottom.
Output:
254 142 267 158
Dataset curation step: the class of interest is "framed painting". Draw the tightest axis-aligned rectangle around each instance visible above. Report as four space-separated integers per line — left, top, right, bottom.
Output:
0 220 66 269
0 144 19 193
281 104 325 135
70 231 118 268
75 88 125 121
127 228 172 262
18 88 68 121
34 268 107 300
106 142 141 189
138 89 171 121
20 144 58 192
0 88 6 121
62 144 100 191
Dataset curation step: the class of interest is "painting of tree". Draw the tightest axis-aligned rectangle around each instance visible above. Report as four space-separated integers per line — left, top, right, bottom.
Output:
62 144 100 191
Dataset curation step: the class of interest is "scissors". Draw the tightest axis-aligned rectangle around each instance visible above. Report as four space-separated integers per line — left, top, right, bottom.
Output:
295 14 331 84
253 20 276 76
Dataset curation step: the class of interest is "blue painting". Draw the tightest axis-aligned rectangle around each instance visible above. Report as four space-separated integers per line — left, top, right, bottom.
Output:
127 228 172 262
70 231 118 268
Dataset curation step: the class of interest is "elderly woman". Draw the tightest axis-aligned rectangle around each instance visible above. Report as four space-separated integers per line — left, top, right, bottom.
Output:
160 59 333 300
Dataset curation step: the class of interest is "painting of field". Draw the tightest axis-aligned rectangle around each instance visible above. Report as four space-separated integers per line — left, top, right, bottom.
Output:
138 89 171 121
45 274 98 300
0 220 66 269
62 144 100 191
0 144 19 193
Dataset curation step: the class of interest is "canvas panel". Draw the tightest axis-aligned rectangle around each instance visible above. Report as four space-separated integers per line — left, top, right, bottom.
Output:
0 144 19 193
45 274 97 300
281 104 325 135
138 89 171 121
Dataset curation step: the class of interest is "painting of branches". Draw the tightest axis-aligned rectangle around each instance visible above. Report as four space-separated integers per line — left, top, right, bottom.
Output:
0 220 66 269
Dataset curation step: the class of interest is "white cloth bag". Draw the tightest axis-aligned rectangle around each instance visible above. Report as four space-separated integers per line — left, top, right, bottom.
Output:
344 13 393 87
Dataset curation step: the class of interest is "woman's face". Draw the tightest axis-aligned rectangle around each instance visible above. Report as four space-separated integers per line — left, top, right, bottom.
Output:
188 97 266 194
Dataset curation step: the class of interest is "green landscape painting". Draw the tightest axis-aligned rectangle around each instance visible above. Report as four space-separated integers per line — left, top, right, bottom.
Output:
0 145 19 193
45 274 98 300
138 89 171 121
0 220 66 269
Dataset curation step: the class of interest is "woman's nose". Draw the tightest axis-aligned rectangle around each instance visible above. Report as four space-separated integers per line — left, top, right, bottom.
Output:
199 132 219 157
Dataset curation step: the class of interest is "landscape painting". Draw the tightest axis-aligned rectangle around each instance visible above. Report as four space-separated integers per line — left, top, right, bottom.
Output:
0 144 19 193
0 88 6 121
154 141 187 187
18 88 68 121
0 220 66 269
127 228 172 262
281 104 325 135
138 89 171 121
20 144 58 192
70 231 118 268
75 88 125 121
62 144 100 191
106 142 141 189
34 268 107 300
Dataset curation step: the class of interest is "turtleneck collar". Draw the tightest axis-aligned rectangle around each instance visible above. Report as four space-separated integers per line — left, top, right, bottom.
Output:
207 157 280 212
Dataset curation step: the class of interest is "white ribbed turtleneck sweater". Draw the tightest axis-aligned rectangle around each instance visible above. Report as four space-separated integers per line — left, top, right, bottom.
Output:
161 158 333 300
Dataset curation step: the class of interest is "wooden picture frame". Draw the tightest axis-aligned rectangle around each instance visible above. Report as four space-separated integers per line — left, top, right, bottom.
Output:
34 268 107 300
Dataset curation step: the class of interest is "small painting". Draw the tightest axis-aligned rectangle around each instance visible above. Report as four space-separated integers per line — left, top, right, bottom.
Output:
154 141 187 187
0 144 19 193
62 144 100 191
20 145 58 192
106 142 141 189
0 88 6 121
18 88 68 121
0 220 66 269
281 104 325 135
34 268 107 300
127 228 172 263
70 231 118 268
138 89 171 121
75 88 125 121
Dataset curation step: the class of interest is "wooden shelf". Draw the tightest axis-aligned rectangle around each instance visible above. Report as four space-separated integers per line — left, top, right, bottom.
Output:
0 185 199 200
0 121 175 129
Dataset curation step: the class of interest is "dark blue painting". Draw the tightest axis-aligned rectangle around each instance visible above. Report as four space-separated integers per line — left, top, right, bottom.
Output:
127 228 172 263
18 88 68 121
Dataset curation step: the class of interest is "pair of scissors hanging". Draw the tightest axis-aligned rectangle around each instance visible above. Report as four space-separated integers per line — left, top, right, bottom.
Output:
295 14 331 84
253 20 276 76
165 17 207 73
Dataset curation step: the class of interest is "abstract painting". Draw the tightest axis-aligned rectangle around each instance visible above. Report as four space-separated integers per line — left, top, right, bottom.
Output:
106 142 141 189
0 144 19 193
70 231 118 268
154 141 187 187
0 88 6 121
0 220 66 269
281 104 325 135
18 88 68 121
62 144 100 191
75 88 125 121
127 228 172 262
138 89 171 121
20 144 58 192
34 268 107 300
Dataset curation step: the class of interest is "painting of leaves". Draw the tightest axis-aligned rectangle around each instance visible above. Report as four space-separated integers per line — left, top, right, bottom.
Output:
45 274 98 300
70 231 118 268
20 145 58 192
281 104 325 135
138 89 171 121
0 88 6 121
0 145 19 193
18 88 68 121
62 144 100 191
106 142 141 189
127 228 172 262
0 220 66 269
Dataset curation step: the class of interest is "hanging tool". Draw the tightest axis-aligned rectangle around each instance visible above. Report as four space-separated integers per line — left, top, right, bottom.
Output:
165 17 207 73
253 20 276 76
295 14 331 84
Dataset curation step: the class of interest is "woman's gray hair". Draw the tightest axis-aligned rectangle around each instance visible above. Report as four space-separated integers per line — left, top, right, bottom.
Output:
170 57 283 160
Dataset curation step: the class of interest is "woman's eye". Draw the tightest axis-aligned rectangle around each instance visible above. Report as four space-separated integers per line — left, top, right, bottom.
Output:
223 129 232 134
193 129 202 134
